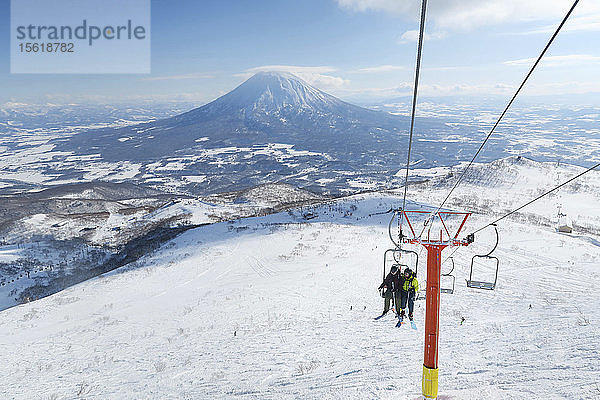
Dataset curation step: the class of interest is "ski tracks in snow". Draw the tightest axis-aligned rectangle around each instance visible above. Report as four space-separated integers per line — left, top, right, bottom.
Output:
1 194 599 399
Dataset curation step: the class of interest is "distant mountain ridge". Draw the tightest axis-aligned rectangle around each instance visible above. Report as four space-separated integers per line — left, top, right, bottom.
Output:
3 72 599 196
50 71 447 195
62 71 414 161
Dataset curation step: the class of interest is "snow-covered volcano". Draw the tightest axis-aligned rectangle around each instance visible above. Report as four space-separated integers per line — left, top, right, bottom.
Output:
183 71 357 116
170 71 395 131
3 84 598 197
62 71 413 159
51 72 453 196
152 71 416 162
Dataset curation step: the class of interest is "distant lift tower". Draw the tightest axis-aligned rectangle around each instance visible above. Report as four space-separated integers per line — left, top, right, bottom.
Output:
396 210 472 399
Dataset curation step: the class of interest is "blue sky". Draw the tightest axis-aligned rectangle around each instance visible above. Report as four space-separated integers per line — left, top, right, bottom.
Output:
1 0 599 105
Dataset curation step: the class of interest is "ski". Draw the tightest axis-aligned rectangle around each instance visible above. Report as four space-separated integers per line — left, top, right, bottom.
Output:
374 313 387 320
410 320 417 330
395 317 403 327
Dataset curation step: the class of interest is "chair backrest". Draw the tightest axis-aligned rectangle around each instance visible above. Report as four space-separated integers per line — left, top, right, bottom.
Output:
466 255 499 291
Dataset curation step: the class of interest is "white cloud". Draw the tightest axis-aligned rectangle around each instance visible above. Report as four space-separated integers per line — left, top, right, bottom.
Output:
141 73 214 81
242 65 338 75
424 66 459 71
517 14 600 35
308 74 349 89
236 65 349 89
338 81 515 99
398 29 446 43
356 65 406 73
336 0 416 15
523 80 600 96
341 78 600 101
336 0 600 31
504 54 600 67
419 82 517 97
26 92 216 104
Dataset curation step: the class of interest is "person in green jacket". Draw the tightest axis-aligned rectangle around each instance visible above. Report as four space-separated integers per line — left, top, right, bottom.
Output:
399 267 419 321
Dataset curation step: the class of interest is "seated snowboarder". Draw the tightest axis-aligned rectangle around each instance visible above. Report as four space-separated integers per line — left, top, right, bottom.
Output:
399 267 419 321
376 265 403 318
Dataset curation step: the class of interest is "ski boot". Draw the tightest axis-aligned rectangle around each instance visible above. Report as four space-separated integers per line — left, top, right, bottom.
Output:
408 313 417 330
395 310 406 327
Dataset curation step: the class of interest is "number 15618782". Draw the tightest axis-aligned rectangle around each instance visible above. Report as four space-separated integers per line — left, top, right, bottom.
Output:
19 42 74 53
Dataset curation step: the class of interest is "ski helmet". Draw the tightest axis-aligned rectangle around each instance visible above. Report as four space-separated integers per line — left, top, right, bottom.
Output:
404 268 412 276
390 265 399 273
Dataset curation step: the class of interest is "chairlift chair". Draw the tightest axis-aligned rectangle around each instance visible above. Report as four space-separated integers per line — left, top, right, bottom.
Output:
382 247 419 300
440 257 456 294
466 225 500 291
382 247 419 278
466 256 499 290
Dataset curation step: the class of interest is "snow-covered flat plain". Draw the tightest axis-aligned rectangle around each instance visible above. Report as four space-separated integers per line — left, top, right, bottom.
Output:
1 189 599 399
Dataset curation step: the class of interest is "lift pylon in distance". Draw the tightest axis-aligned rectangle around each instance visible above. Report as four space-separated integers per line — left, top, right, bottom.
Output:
397 210 472 400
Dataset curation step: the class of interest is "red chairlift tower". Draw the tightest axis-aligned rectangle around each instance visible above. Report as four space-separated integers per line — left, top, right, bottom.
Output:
397 210 472 399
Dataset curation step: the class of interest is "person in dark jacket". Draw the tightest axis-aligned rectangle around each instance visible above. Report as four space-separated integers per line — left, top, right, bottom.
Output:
376 265 404 318
399 267 419 321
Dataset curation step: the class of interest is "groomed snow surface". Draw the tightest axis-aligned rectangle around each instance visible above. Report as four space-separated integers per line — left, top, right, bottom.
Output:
1 193 599 399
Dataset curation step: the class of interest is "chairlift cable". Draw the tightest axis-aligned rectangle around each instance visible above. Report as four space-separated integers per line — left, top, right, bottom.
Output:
469 161 600 235
443 257 455 276
418 0 580 238
388 211 402 248
440 227 497 266
442 246 461 266
400 0 428 216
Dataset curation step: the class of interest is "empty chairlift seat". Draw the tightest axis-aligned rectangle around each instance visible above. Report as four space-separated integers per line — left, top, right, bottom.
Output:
466 225 500 291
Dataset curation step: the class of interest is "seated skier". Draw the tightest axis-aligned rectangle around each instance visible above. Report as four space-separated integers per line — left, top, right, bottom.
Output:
376 265 403 318
399 267 419 321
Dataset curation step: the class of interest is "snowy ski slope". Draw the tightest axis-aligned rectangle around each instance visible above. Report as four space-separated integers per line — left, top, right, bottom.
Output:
1 179 599 399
